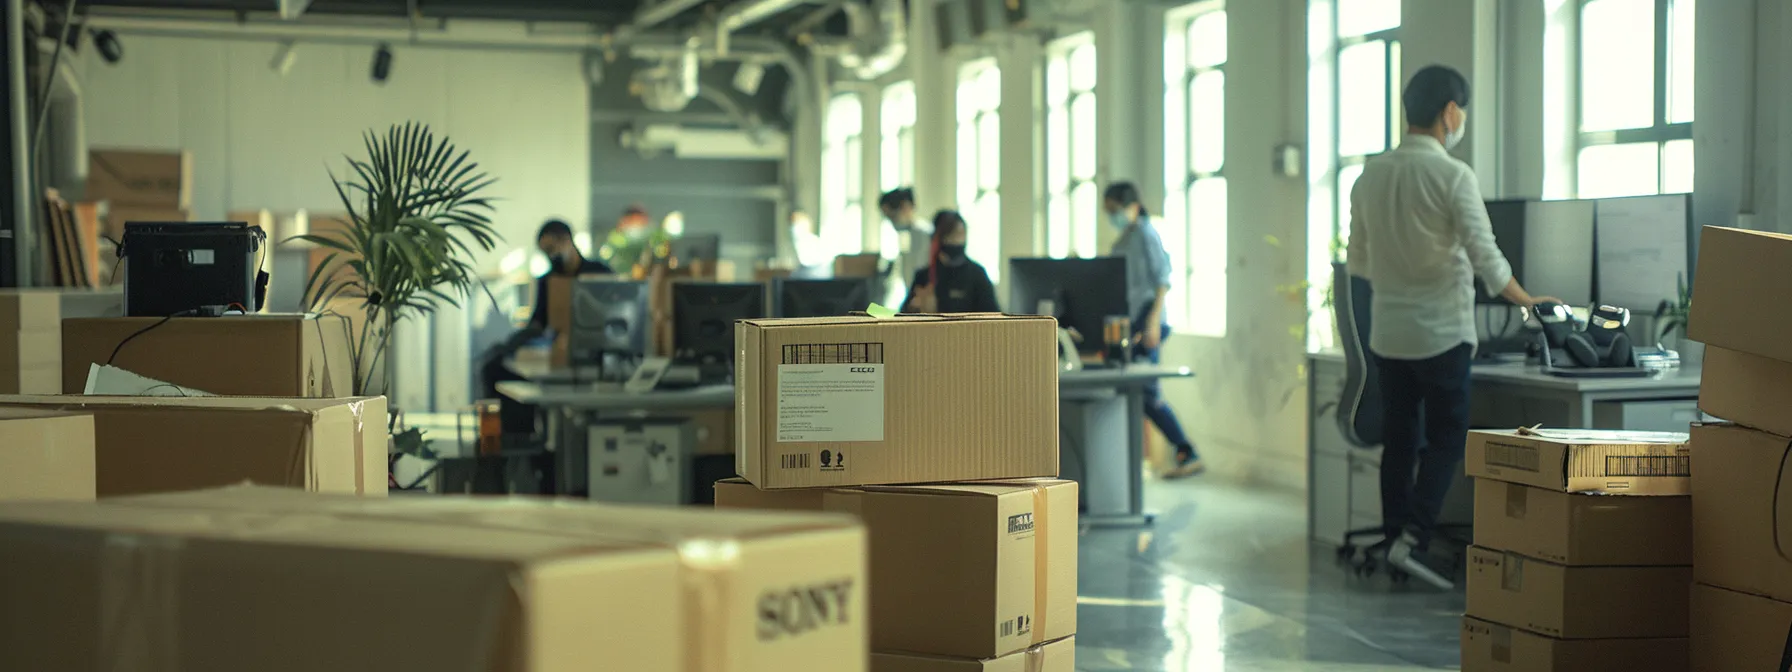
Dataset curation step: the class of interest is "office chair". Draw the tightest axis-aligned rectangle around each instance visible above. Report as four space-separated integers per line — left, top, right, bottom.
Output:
1327 263 1467 588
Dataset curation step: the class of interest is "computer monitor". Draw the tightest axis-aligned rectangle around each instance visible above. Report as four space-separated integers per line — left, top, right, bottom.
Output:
1008 257 1130 354
1593 193 1693 312
569 279 649 367
673 282 766 369
669 234 721 266
1522 199 1595 308
774 278 873 318
1475 199 1529 304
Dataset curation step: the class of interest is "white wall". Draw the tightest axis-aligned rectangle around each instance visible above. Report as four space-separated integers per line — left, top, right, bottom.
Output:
74 35 591 268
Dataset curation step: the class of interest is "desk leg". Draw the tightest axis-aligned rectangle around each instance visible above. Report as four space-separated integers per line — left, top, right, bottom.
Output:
1083 386 1155 528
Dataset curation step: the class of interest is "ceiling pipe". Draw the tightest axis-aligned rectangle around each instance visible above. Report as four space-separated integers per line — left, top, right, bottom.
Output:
631 0 708 33
714 0 810 54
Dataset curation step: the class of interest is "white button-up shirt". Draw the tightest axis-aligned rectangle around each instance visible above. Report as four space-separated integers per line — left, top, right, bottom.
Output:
1345 134 1513 360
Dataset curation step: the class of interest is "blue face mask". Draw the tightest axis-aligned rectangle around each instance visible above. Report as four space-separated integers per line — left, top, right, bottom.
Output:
1109 211 1132 230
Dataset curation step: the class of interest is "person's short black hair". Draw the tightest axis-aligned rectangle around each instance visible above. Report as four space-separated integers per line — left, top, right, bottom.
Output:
879 187 915 211
1102 181 1150 217
1402 65 1470 128
537 219 573 241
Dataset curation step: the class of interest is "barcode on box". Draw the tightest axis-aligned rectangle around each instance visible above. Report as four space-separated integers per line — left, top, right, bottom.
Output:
782 343 885 365
1601 454 1690 477
1000 619 1015 637
780 454 811 470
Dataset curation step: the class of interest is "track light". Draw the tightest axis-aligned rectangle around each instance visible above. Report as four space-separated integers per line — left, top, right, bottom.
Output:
733 61 765 95
270 41 298 76
89 29 122 64
371 43 393 83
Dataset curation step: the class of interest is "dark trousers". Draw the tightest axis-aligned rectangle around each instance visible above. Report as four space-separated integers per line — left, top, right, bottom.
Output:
480 350 536 435
1374 343 1473 544
1133 324 1198 459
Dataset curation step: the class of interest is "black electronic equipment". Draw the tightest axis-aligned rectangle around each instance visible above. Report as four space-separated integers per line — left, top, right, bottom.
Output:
569 279 649 378
1008 257 1131 355
673 282 765 380
120 222 267 317
1475 199 1529 304
1533 302 1649 377
669 234 721 267
774 278 873 318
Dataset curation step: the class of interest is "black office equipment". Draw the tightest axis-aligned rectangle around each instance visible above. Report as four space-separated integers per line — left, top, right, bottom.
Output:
669 234 721 267
1008 257 1131 355
120 222 266 317
774 278 873 318
569 279 649 378
673 282 765 380
1475 199 1528 304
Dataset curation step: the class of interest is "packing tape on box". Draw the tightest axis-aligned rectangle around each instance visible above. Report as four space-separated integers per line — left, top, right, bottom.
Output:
346 398 368 495
1030 484 1050 646
1023 641 1047 672
679 538 741 672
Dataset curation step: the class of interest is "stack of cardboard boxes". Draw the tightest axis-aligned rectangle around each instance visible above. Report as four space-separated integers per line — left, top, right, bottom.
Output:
1460 429 1692 671
717 314 1078 671
0 290 62 394
1683 226 1792 669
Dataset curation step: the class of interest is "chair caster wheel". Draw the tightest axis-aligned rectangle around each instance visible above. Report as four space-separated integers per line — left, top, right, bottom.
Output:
1336 544 1357 565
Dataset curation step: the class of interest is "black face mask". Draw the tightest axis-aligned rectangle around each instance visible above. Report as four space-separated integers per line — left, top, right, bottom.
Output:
938 244 967 265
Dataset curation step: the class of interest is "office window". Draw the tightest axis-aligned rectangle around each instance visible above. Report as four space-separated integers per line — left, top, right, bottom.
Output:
1576 0 1695 198
822 93 865 255
957 59 1003 282
1045 33 1098 260
1333 4 1400 252
880 81 916 191
1163 6 1227 337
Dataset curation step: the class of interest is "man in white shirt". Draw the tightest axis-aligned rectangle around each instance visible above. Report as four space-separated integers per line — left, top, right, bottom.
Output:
1345 65 1557 580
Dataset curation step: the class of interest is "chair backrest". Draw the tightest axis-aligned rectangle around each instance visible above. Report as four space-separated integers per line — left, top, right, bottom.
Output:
1332 262 1382 448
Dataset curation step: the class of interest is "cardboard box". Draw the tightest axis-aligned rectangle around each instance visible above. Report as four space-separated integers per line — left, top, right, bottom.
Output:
1472 479 1691 566
717 478 1077 658
1460 617 1686 672
735 315 1059 489
1691 582 1792 672
1465 429 1690 495
1687 226 1792 366
0 365 59 395
871 636 1074 672
0 329 59 368
834 253 882 278
1688 422 1792 602
86 149 192 209
0 289 61 332
100 204 190 241
1699 345 1792 436
62 314 354 396
0 485 867 672
0 409 95 501
0 395 387 497
1465 546 1690 639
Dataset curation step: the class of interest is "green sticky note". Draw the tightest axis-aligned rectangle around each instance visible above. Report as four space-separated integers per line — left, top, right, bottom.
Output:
865 303 898 319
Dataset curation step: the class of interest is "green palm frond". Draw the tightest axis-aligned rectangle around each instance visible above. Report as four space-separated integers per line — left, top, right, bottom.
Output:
298 121 503 396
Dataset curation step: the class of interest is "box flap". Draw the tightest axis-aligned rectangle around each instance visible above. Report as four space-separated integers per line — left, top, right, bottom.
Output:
1689 226 1792 364
855 480 1076 498
740 314 1055 328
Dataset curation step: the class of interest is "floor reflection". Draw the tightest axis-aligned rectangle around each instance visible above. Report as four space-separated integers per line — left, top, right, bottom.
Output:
1074 477 1461 671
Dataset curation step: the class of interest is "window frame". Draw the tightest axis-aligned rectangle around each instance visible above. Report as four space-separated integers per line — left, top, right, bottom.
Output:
821 92 866 255
1573 0 1694 196
880 80 917 192
1044 32 1099 260
1331 22 1401 257
956 58 1004 282
1164 3 1229 338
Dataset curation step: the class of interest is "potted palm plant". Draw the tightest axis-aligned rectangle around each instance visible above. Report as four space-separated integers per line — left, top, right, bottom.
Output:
1654 272 1700 367
296 122 501 456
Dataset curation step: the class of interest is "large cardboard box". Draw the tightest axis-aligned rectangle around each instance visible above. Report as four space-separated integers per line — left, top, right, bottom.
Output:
1460 617 1686 672
0 395 387 497
1688 422 1792 602
1699 345 1792 435
1465 429 1690 495
1687 226 1792 366
101 204 190 241
0 328 60 394
1472 479 1691 566
86 149 192 209
735 315 1059 489
0 289 61 332
1691 582 1792 672
871 636 1074 672
717 478 1077 659
62 314 354 396
1465 546 1690 639
0 485 867 672
0 409 95 501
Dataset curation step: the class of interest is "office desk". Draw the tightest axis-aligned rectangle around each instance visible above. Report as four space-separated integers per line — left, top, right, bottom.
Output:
499 362 1191 528
1307 351 1702 547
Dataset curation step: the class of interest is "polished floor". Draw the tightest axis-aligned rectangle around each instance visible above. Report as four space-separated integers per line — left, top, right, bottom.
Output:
1074 478 1463 671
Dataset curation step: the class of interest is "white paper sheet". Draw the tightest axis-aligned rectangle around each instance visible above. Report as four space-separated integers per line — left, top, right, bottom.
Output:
83 364 215 397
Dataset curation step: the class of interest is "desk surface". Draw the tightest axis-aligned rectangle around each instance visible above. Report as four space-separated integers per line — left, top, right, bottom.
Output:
499 364 1192 408
1309 350 1700 393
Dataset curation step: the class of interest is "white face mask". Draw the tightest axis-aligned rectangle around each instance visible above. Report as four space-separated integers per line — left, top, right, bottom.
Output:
1443 110 1466 150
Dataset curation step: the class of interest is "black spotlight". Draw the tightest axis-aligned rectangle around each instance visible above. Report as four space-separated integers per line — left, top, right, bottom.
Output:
90 29 123 64
371 43 393 83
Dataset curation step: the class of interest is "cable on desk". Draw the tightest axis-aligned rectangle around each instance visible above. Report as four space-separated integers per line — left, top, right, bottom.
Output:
106 309 196 365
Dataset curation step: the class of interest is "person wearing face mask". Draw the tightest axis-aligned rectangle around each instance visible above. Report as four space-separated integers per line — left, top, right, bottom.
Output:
477 220 614 436
527 219 613 330
900 210 999 314
879 188 935 301
1347 65 1557 583
1103 182 1204 479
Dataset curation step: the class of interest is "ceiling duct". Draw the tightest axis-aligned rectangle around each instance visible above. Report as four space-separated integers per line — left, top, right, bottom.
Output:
807 0 905 80
629 37 701 112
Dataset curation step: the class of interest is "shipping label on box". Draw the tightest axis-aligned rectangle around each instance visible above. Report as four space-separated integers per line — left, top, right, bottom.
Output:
1472 479 1691 566
1465 429 1690 495
718 478 1077 659
0 485 868 672
1691 582 1792 672
736 315 1059 489
1465 546 1690 639
0 409 95 502
870 636 1075 672
1688 422 1792 603
1459 617 1686 672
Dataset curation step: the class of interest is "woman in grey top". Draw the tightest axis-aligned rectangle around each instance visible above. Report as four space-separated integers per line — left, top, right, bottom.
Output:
1104 182 1203 478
